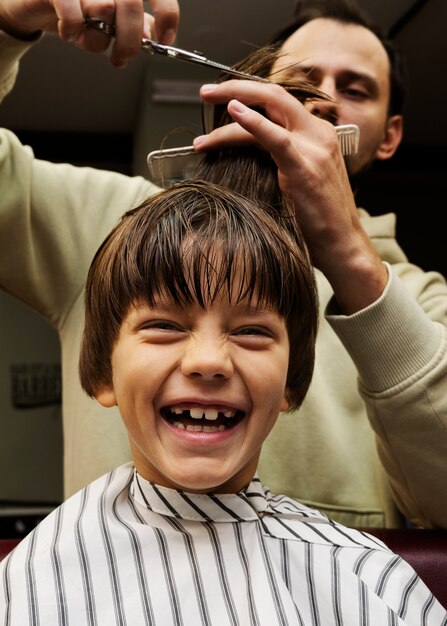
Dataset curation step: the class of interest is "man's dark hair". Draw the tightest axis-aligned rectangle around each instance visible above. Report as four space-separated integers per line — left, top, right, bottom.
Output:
270 0 406 116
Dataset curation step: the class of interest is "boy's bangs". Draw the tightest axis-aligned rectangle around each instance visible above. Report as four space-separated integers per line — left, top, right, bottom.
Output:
130 207 292 315
156 237 284 311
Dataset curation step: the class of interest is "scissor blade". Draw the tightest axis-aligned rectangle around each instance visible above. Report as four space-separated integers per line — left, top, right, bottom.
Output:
83 17 268 82
140 39 268 82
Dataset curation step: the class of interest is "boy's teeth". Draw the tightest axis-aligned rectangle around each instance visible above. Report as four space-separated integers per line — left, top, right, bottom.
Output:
169 406 236 423
189 407 219 420
183 424 226 433
186 424 203 432
170 406 229 421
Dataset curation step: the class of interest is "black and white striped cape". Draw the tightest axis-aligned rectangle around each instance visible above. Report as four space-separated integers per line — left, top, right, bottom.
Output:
1 463 446 625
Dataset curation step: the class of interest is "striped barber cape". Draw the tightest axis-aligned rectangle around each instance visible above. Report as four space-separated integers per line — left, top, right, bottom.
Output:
1 462 446 625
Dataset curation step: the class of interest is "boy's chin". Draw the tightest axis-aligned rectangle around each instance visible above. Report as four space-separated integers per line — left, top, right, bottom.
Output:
166 469 249 495
149 459 255 494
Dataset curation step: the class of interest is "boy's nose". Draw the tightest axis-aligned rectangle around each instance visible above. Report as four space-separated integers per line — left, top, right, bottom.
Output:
181 337 234 381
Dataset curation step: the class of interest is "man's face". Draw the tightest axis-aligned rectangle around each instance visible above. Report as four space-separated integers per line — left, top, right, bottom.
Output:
272 17 396 175
96 292 290 494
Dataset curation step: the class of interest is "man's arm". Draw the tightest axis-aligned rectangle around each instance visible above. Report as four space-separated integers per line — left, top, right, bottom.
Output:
0 0 179 318
195 80 447 528
0 29 157 325
328 263 447 528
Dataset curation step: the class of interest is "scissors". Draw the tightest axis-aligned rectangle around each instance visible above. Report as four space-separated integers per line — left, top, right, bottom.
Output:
83 17 269 82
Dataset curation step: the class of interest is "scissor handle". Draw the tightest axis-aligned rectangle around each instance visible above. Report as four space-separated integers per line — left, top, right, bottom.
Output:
83 17 116 36
83 17 208 60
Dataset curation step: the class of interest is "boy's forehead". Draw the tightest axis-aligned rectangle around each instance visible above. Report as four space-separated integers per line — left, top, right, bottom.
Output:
127 294 280 320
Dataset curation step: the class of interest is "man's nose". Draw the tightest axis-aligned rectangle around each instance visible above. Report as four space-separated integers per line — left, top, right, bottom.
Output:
305 77 339 123
181 336 234 381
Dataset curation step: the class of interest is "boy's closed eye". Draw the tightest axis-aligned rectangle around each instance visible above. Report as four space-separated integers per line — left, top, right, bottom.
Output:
140 320 184 332
139 321 275 338
134 318 280 350
230 327 279 351
136 319 186 344
235 326 268 335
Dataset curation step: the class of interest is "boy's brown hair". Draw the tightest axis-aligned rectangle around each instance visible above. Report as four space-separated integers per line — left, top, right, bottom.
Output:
79 180 318 410
80 48 324 410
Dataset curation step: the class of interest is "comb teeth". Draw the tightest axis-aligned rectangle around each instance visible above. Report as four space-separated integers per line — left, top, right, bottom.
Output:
335 124 360 155
147 147 201 187
147 124 360 188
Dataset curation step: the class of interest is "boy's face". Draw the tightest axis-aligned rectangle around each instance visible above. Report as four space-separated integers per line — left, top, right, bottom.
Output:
96 291 290 494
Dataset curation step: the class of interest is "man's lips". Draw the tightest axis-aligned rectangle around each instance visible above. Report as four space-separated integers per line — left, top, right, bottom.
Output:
161 404 245 432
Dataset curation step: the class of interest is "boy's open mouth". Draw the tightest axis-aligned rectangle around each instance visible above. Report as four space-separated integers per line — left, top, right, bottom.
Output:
161 406 245 432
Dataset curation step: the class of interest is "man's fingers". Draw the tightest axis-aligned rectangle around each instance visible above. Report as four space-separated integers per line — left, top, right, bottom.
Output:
109 0 143 67
198 82 342 173
142 13 154 40
15 0 178 67
196 84 300 156
225 99 302 176
148 0 179 44
199 81 304 129
194 99 302 181
53 0 85 40
194 120 255 151
74 0 143 66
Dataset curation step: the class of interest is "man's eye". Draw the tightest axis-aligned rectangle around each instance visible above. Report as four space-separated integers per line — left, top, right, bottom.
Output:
341 87 368 99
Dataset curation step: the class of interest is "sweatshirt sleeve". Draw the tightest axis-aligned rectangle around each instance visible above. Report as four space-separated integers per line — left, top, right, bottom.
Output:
0 29 36 103
0 31 158 329
326 263 447 528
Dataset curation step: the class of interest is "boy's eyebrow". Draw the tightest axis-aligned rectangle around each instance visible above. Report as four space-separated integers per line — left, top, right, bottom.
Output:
132 300 176 314
231 303 279 318
132 300 279 317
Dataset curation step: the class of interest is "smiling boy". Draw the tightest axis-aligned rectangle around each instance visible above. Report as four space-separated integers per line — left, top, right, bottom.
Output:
1 181 446 625
96 292 290 494
79 180 316 499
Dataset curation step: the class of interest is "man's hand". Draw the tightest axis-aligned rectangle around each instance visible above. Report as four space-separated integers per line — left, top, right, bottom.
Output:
194 81 388 314
0 0 179 67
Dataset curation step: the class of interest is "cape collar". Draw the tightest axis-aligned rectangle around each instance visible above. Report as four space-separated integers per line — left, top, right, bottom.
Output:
130 470 328 524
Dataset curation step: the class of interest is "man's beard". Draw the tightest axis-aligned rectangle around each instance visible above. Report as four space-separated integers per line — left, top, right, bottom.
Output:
345 156 376 196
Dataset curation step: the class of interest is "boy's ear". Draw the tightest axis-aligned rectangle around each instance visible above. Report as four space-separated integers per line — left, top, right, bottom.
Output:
95 385 117 408
280 392 291 413
376 114 403 161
